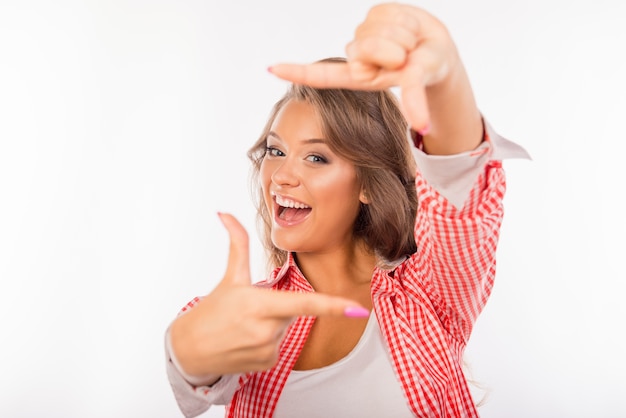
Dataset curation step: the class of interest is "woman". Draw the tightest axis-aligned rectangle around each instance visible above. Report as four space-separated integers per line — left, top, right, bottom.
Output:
166 3 529 417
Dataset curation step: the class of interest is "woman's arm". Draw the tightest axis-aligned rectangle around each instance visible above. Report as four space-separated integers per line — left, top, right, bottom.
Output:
268 3 530 341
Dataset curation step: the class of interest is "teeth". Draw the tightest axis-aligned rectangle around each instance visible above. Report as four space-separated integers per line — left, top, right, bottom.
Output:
275 194 310 209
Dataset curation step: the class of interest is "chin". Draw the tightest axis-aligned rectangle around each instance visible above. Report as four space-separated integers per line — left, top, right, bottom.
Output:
271 238 297 254
271 233 307 254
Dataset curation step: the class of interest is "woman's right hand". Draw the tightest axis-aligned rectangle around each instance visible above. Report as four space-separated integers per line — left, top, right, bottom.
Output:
169 212 368 383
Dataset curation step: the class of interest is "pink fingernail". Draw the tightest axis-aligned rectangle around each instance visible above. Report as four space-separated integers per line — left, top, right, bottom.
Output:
344 306 370 318
418 123 431 136
267 66 274 73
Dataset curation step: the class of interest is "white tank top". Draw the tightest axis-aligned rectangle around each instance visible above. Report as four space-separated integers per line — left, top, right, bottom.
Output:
273 314 415 417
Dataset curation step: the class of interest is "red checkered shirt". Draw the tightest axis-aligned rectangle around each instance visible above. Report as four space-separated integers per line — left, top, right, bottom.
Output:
167 124 530 418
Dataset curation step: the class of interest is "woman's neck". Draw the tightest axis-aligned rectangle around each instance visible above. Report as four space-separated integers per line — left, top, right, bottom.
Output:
293 240 377 296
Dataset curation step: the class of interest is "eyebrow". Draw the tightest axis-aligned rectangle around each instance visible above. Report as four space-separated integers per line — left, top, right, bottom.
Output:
267 131 326 145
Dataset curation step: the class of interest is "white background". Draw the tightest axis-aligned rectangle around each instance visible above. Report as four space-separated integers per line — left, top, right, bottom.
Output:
1 0 625 417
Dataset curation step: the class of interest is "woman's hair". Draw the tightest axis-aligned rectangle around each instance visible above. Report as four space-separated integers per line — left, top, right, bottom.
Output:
247 57 418 270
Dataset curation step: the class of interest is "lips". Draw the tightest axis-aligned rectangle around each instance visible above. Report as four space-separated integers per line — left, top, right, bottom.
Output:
272 193 312 226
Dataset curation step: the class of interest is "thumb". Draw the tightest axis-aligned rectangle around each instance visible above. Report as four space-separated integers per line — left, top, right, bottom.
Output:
217 212 251 286
398 53 432 133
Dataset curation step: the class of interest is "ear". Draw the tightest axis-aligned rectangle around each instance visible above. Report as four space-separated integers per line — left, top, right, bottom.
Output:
359 188 369 204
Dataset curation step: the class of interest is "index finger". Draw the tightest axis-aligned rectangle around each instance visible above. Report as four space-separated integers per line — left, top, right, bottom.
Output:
269 62 365 90
256 289 370 319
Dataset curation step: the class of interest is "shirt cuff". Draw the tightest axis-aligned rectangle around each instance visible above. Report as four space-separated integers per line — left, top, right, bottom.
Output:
409 118 531 209
165 326 240 414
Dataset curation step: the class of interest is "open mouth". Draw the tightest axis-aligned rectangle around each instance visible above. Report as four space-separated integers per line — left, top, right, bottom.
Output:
274 194 312 224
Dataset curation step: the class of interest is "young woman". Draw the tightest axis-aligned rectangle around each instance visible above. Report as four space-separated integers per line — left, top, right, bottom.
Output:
165 3 529 417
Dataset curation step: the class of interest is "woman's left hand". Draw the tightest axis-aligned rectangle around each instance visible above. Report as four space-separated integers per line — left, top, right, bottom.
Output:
268 3 458 134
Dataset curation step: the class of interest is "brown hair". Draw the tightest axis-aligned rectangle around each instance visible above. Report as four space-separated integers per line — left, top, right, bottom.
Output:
248 58 417 270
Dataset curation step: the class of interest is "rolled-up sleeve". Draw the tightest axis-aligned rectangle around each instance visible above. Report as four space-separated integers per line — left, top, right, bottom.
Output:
165 313 241 417
410 119 531 209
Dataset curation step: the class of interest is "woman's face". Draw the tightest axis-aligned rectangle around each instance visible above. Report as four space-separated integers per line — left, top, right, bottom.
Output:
260 99 365 254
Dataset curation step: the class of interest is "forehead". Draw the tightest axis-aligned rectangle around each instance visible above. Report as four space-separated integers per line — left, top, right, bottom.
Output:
270 100 323 134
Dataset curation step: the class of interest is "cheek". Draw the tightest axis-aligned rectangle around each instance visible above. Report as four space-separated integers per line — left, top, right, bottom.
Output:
260 159 270 184
314 175 361 215
259 161 272 201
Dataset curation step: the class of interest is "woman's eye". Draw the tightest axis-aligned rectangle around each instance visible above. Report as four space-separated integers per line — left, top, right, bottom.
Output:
265 147 285 157
306 154 327 163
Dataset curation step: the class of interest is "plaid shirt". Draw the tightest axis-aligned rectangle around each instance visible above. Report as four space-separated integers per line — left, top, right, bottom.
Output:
167 124 530 418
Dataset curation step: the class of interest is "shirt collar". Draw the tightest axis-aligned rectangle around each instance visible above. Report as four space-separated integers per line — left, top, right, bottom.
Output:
259 252 311 290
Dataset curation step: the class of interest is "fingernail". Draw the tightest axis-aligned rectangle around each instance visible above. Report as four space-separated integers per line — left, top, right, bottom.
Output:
417 123 430 136
344 306 370 318
267 66 274 73
217 211 223 219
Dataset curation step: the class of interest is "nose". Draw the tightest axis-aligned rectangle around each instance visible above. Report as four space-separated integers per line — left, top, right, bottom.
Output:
270 157 300 187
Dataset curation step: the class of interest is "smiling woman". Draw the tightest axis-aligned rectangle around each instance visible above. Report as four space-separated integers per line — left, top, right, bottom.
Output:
2 0 625 417
164 3 530 418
